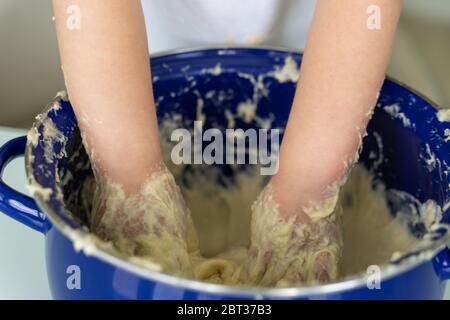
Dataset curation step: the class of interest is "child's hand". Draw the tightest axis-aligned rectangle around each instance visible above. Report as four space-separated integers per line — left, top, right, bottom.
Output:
242 0 402 286
90 164 199 276
241 183 343 286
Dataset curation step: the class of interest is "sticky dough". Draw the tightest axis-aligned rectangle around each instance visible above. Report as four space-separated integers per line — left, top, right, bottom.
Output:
89 161 418 288
90 166 199 277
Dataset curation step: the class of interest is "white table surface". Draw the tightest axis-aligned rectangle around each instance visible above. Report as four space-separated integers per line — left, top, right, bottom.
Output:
0 126 448 300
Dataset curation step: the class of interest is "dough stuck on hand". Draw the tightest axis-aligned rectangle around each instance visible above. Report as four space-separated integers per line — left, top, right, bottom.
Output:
240 183 343 287
86 163 417 288
90 165 198 277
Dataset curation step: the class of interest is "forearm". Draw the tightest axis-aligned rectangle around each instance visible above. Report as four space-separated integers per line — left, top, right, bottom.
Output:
53 0 161 193
273 0 402 213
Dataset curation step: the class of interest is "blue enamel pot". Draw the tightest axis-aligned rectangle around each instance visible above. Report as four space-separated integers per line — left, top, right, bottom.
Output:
0 48 449 299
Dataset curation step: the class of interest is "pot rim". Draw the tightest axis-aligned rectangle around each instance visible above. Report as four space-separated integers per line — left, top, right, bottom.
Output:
26 45 450 298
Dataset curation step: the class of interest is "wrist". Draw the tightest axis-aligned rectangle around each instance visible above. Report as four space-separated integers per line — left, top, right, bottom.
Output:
83 127 164 194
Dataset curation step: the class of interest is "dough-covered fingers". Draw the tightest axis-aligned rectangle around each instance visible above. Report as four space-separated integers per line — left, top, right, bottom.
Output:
90 164 198 276
241 184 343 287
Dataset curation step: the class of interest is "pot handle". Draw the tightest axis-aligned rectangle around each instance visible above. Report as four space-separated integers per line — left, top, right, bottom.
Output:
0 136 50 234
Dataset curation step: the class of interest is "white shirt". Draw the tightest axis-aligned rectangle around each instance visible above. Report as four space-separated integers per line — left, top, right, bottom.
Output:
141 0 317 53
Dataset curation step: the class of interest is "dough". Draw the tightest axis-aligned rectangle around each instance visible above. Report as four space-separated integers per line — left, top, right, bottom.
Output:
240 184 342 286
29 107 421 287
89 161 419 288
90 165 199 277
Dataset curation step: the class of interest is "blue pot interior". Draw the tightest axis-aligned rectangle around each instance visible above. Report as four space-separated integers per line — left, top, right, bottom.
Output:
29 48 450 249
